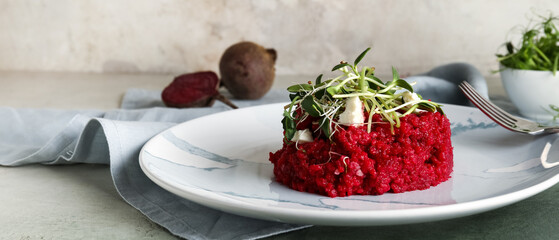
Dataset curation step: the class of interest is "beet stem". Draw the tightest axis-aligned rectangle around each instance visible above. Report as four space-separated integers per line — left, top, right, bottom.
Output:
215 94 238 109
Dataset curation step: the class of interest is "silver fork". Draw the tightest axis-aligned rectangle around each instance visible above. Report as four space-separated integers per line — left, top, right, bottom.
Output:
458 81 559 135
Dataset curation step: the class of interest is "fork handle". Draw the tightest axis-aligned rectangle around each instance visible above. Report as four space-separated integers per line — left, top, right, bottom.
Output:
544 126 559 134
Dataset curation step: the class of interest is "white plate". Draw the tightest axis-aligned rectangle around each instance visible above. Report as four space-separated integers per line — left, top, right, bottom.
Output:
139 103 559 226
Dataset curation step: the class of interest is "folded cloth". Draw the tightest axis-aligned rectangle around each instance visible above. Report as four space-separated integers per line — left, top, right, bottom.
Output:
0 63 487 240
405 62 489 105
0 94 305 240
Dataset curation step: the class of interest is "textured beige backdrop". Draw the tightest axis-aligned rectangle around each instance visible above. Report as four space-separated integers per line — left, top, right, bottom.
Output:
1 0 558 77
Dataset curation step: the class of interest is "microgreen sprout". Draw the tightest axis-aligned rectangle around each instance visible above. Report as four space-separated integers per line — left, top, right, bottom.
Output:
282 48 444 140
549 104 559 123
497 13 559 75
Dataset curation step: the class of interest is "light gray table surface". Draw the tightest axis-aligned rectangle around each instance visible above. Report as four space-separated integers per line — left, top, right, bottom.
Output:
2 71 556 240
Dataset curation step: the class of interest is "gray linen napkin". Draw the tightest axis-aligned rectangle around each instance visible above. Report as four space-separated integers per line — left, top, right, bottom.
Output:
0 63 487 240
404 62 489 105
0 92 304 240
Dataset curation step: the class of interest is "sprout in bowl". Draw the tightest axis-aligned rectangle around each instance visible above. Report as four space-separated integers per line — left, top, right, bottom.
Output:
497 13 559 122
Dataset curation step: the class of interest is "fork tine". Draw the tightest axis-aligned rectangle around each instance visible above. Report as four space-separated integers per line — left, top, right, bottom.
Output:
458 82 519 130
466 83 518 122
459 82 518 122
458 83 515 126
459 83 515 126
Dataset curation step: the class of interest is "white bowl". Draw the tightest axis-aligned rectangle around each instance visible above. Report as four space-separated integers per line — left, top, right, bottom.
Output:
500 67 559 122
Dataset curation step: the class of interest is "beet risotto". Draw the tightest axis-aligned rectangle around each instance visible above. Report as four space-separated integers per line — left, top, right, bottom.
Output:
269 112 453 197
269 48 453 197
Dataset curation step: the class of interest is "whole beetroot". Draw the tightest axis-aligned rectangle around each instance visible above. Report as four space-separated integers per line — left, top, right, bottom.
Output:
162 71 237 109
219 41 277 99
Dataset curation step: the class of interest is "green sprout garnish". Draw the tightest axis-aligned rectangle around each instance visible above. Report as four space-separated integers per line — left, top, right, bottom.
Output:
497 13 559 75
550 104 559 123
282 48 444 143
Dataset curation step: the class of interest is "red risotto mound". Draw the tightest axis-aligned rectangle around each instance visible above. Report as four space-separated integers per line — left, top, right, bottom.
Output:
269 111 453 198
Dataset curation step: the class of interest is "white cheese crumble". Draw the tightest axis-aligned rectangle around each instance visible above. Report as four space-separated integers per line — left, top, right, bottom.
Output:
338 96 365 126
290 129 313 143
402 91 420 103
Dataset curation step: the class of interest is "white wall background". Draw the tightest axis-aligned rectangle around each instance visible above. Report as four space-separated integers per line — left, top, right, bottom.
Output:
1 0 558 77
